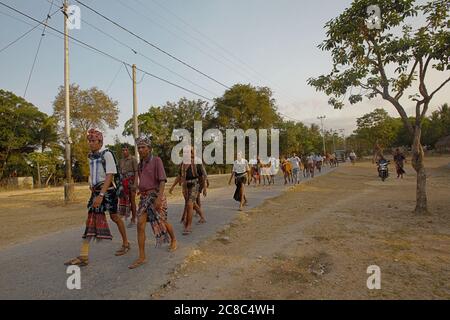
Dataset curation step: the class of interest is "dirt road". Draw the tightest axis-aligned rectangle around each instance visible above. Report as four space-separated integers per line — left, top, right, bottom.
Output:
154 156 450 300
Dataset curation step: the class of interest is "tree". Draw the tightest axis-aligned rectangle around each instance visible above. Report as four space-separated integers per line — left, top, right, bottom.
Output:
0 90 57 180
123 98 213 176
355 108 402 148
53 84 119 180
308 0 450 214
428 103 450 144
214 84 280 130
27 149 63 187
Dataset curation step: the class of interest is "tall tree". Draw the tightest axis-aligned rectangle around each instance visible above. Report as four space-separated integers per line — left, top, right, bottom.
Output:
123 98 213 176
308 0 450 214
0 90 56 179
214 84 280 130
355 108 402 148
53 84 119 180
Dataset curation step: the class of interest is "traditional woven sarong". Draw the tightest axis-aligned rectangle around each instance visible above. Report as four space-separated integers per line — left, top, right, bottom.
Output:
138 190 170 247
233 172 247 202
119 175 135 217
395 163 406 175
82 188 116 240
185 179 200 203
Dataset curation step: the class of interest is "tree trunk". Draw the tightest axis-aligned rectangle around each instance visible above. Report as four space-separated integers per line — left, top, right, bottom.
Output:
411 126 428 214
37 161 42 189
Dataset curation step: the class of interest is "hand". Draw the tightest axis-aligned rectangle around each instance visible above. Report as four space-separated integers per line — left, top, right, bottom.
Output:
154 196 163 211
93 195 103 209
169 188 174 195
203 189 207 197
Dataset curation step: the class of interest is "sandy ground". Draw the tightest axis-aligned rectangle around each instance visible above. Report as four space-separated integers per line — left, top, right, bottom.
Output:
151 156 450 300
0 174 229 249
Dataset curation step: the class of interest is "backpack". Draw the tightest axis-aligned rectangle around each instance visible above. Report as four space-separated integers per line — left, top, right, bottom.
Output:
100 149 124 197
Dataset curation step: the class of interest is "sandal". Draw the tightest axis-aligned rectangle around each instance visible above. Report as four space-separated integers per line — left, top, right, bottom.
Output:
115 243 131 256
196 219 206 225
182 230 192 235
64 256 89 267
128 259 147 269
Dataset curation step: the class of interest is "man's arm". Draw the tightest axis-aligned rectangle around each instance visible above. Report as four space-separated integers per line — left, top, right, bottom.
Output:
169 176 180 194
93 173 113 208
154 180 166 210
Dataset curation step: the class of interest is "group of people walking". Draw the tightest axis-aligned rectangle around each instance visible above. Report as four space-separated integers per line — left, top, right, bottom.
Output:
64 128 385 270
65 130 176 270
64 131 256 270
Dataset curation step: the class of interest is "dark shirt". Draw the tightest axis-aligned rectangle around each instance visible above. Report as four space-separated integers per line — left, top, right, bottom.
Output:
394 154 405 163
179 164 204 180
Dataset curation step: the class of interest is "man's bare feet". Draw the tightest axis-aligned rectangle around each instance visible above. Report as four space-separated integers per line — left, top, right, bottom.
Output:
169 240 177 252
128 259 147 269
197 218 206 224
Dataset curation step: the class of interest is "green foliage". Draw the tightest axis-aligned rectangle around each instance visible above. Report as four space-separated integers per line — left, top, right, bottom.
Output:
308 0 450 136
214 84 281 130
53 84 120 181
0 90 58 180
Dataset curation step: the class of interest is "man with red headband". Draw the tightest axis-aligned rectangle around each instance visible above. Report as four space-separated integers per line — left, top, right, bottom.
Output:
64 128 131 267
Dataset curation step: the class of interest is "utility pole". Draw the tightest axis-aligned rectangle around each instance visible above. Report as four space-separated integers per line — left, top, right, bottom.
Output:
63 0 74 202
317 116 326 155
332 130 336 153
339 129 346 151
132 64 139 161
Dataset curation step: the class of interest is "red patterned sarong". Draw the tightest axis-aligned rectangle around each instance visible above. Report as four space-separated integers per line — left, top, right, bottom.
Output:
119 176 135 217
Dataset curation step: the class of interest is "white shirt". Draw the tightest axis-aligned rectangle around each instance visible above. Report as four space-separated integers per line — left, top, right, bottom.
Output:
89 149 117 187
232 159 249 174
315 155 323 162
290 157 301 169
269 157 279 175
307 155 315 163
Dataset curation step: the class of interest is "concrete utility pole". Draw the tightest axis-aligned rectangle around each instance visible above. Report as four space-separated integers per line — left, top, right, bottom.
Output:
339 128 346 151
317 115 326 155
64 0 74 201
331 129 336 153
132 64 139 161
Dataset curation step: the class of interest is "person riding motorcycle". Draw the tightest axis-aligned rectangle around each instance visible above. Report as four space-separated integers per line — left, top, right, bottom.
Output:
376 156 389 178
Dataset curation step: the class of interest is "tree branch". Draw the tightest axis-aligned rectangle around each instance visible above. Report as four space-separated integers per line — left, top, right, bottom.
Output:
395 58 419 100
429 76 450 100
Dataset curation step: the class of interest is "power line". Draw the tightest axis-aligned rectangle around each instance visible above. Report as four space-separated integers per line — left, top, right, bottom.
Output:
122 0 262 87
0 6 61 54
147 0 303 108
105 63 123 93
24 0 55 97
79 15 220 97
74 0 231 90
0 1 214 102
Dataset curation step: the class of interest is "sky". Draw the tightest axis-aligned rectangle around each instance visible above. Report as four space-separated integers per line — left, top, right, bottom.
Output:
0 0 449 145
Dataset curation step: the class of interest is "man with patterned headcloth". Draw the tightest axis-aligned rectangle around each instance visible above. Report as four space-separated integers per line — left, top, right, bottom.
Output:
64 128 131 267
128 136 177 269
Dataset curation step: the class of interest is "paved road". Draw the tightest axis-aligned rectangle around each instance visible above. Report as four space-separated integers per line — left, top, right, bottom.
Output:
0 166 336 299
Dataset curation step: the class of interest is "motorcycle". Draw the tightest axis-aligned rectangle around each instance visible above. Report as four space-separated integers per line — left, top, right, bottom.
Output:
378 160 390 181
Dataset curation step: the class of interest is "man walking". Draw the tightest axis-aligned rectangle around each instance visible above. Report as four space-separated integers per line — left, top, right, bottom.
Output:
129 137 177 269
119 144 138 227
64 129 130 267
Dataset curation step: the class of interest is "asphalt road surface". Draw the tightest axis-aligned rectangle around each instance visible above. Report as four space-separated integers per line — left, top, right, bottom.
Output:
0 166 335 299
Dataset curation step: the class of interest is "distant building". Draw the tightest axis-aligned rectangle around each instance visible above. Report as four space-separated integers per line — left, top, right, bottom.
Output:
435 135 450 153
